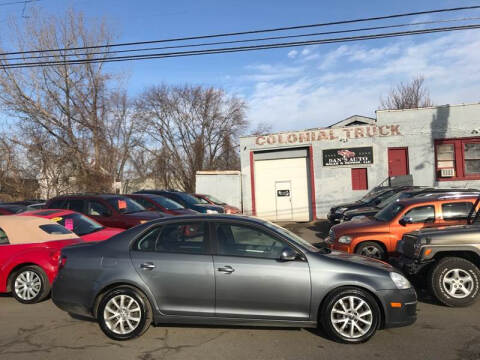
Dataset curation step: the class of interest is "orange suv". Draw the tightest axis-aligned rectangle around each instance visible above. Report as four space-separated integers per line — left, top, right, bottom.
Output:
327 194 480 260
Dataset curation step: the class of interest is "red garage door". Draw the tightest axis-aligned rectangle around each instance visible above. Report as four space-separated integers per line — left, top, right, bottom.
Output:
388 148 409 177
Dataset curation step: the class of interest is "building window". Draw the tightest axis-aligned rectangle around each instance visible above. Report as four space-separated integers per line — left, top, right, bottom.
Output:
351 168 368 190
435 138 480 180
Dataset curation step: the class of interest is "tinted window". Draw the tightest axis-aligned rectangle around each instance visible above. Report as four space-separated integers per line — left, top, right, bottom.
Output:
134 222 208 254
67 199 84 213
106 197 145 214
0 228 9 244
175 193 202 205
442 202 474 220
130 197 153 210
48 199 66 209
88 201 111 216
215 223 289 259
150 196 184 210
39 224 73 235
55 213 104 236
201 195 226 205
404 206 435 223
374 203 404 222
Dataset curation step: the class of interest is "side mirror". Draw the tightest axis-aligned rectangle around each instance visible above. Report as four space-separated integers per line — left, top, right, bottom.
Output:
280 248 299 261
399 216 413 226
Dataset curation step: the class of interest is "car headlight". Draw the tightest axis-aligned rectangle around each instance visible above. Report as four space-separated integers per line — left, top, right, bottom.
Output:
338 235 352 244
335 207 348 214
140 220 149 224
390 272 411 289
206 209 218 214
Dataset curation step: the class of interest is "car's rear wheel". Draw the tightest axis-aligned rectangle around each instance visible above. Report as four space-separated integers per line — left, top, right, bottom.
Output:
428 257 480 307
356 241 386 260
97 287 152 340
11 265 50 304
321 287 380 344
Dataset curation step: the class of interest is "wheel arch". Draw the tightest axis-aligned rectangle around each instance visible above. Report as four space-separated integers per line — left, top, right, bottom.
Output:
6 262 43 292
432 251 480 267
318 285 386 329
92 282 155 319
354 240 388 255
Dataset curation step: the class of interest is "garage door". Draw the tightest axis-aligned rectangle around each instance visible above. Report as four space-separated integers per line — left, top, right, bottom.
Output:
254 156 311 221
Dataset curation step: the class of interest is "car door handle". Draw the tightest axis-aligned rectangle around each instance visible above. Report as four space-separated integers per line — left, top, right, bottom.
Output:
217 265 235 274
140 262 156 270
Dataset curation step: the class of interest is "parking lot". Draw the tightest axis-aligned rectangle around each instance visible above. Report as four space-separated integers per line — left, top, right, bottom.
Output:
1 221 478 360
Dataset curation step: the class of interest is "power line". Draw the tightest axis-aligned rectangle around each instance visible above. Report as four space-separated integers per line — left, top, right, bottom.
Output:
0 0 40 7
1 5 480 56
2 23 480 69
4 16 480 62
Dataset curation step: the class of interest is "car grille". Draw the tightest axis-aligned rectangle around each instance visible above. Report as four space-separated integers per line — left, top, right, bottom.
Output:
329 229 335 243
398 235 417 257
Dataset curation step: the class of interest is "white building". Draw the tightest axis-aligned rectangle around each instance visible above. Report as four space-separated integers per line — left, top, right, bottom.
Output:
239 103 480 221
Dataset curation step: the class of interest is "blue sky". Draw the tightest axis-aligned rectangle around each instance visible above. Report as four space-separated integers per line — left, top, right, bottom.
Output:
1 0 480 131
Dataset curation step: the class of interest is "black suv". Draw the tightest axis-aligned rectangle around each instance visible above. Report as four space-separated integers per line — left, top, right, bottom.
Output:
45 194 169 229
134 190 224 214
342 187 479 222
393 195 480 307
327 186 413 223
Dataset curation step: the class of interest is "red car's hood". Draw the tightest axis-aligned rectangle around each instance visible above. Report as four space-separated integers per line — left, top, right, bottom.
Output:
81 227 124 242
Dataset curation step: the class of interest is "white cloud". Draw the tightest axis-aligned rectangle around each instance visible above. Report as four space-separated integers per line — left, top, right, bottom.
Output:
237 30 480 132
287 50 298 58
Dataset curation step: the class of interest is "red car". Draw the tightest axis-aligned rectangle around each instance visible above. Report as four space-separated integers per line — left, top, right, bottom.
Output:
0 216 81 304
194 194 241 214
45 194 169 229
126 194 198 216
20 209 124 242
0 204 27 215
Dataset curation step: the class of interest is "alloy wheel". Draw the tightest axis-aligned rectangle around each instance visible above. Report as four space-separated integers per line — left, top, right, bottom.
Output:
330 295 373 339
360 246 382 259
442 268 474 299
14 270 42 301
103 295 142 335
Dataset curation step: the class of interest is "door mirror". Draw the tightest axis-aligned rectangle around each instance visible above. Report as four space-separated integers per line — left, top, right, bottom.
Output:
399 216 413 226
279 247 298 261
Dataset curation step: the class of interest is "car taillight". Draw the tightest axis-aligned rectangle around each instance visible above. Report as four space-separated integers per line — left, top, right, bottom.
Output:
58 256 67 270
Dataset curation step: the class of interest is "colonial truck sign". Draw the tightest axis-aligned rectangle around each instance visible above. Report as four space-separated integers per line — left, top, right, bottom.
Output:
254 124 401 147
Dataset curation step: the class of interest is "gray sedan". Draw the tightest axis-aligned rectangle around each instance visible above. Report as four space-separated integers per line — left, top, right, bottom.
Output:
52 215 416 343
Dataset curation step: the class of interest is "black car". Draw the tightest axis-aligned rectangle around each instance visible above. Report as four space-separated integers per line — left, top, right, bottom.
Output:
134 190 224 214
342 187 479 222
327 186 413 223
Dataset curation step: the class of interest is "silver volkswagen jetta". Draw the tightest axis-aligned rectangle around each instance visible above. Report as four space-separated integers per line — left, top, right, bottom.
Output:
52 215 416 343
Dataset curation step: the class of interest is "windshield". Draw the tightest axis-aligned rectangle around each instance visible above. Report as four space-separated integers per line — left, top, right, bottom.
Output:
53 213 104 236
377 192 403 208
106 197 145 214
194 196 209 204
203 194 226 205
263 221 325 253
151 196 184 210
374 202 405 222
176 193 204 205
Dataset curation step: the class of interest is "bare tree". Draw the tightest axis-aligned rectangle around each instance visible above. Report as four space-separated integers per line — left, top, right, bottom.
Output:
0 8 136 196
136 85 247 192
380 75 433 110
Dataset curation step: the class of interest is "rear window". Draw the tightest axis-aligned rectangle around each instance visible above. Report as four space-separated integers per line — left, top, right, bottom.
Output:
38 224 73 235
442 202 474 220
0 228 9 244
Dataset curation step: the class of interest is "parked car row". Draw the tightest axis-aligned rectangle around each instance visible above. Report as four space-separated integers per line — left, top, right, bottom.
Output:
326 187 480 308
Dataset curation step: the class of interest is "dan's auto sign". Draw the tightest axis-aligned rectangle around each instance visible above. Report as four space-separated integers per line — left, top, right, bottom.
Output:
323 147 373 166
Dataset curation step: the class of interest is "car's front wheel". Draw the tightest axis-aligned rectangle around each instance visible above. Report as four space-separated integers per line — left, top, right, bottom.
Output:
11 265 50 304
321 287 381 344
97 286 152 340
356 241 386 260
428 257 480 307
